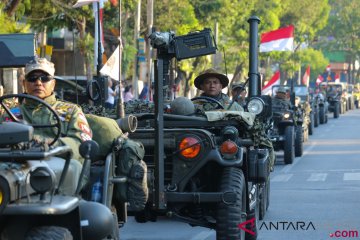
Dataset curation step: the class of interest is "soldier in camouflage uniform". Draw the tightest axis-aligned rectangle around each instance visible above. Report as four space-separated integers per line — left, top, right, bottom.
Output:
19 58 92 163
194 68 275 170
0 58 93 194
194 68 243 111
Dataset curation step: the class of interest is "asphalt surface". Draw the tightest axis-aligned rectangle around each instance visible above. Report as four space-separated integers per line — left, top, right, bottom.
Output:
121 109 360 240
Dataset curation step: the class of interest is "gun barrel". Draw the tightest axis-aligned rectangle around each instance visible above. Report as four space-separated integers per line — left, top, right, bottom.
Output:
247 16 261 97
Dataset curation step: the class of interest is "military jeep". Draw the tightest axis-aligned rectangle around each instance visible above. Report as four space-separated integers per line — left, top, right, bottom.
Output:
269 85 304 164
294 85 314 141
127 17 272 240
0 94 120 240
320 82 342 118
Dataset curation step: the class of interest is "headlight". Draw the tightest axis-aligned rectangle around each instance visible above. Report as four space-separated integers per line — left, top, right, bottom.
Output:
283 112 291 119
29 167 56 194
178 136 201 159
247 98 264 115
0 177 9 214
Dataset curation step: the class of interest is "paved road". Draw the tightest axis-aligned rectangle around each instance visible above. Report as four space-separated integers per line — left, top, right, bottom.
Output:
121 109 360 240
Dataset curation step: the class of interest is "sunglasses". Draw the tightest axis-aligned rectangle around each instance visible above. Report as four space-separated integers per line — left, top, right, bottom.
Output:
26 75 53 83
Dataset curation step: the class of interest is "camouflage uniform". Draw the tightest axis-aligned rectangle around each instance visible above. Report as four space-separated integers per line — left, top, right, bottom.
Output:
196 93 244 112
18 94 92 163
198 93 275 170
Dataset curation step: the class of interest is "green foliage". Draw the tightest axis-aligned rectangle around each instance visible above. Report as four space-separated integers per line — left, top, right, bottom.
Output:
298 48 328 80
0 2 30 33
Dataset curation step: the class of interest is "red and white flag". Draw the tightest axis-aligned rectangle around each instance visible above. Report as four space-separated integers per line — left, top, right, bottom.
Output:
302 66 310 87
316 75 324 86
335 73 340 83
326 64 331 72
260 25 294 52
262 71 280 95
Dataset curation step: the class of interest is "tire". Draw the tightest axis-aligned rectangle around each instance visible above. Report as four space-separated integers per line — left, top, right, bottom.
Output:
283 126 294 164
314 110 319 127
216 167 246 240
259 176 270 220
308 113 314 135
319 107 326 124
295 126 303 157
25 226 73 240
334 103 340 118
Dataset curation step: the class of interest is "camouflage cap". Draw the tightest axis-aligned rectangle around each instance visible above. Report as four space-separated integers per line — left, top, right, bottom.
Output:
277 86 287 94
232 83 246 91
194 68 229 89
25 58 55 77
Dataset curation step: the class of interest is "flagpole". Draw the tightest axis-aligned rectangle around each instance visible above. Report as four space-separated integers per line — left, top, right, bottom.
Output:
117 0 125 118
96 1 102 76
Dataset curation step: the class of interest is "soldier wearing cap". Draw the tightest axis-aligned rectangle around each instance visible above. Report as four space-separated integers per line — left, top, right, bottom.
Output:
20 58 92 163
231 83 247 107
194 68 243 111
273 86 291 109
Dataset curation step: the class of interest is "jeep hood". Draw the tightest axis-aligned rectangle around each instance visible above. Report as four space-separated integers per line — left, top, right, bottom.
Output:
204 110 255 127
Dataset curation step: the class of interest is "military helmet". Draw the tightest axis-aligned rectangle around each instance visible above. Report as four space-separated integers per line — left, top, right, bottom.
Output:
170 97 195 115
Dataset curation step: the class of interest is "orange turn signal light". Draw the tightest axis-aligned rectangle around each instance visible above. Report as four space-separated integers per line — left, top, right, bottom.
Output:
179 137 201 158
220 140 238 156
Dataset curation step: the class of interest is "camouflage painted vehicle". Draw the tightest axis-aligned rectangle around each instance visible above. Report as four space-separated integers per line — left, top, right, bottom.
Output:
346 84 355 110
294 85 314 141
269 85 304 164
126 17 273 240
0 94 120 240
320 82 342 118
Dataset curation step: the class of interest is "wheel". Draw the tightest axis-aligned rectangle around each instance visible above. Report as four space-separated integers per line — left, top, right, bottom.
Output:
0 94 62 146
25 226 72 240
319 107 326 124
295 126 303 157
216 167 246 240
191 96 224 110
334 103 340 118
283 126 294 164
308 113 314 135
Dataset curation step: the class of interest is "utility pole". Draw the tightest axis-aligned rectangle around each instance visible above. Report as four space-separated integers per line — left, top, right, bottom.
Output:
132 0 141 99
117 0 125 118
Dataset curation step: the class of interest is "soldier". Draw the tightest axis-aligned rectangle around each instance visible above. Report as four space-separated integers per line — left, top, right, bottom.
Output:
19 58 92 163
194 68 243 111
0 58 94 194
272 86 292 110
231 83 247 108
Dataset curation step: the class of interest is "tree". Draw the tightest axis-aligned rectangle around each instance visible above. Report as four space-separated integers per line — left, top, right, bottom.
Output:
317 0 360 83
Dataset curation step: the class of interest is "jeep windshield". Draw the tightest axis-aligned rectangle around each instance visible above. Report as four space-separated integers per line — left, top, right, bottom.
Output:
294 86 308 101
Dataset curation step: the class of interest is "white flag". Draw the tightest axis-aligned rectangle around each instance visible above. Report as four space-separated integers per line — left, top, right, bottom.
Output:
73 0 98 8
100 45 120 81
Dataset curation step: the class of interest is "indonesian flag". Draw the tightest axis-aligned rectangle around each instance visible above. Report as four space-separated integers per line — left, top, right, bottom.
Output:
262 71 280 95
316 75 324 86
335 73 340 83
260 25 294 52
326 64 331 72
302 66 310 87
